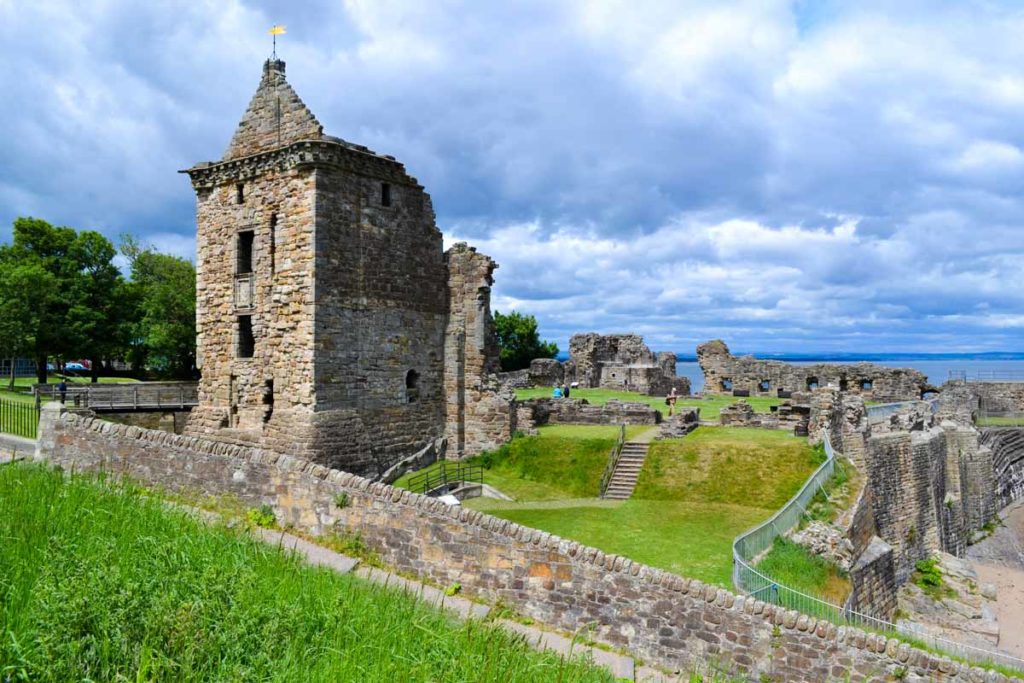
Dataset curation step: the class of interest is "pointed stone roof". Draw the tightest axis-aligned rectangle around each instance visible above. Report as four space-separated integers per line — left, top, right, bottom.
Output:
223 59 324 160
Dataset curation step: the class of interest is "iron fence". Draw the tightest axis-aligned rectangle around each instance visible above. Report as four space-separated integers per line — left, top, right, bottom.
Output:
732 432 1024 673
0 397 40 440
866 398 939 423
949 370 1024 382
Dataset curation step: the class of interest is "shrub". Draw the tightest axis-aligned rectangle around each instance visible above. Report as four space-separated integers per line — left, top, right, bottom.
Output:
246 504 277 529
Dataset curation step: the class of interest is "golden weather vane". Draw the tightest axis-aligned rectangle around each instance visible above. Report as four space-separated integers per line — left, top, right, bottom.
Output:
269 25 286 59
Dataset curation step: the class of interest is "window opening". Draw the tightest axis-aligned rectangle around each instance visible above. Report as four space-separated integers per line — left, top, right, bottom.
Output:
236 183 245 204
237 316 255 358
860 379 873 391
806 376 819 391
760 379 770 391
263 379 274 423
721 379 733 391
381 182 392 207
839 378 849 391
237 231 255 275
269 213 277 274
405 369 419 403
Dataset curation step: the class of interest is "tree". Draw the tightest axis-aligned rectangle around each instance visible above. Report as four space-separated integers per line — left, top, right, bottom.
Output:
121 237 196 379
0 263 58 390
493 310 558 372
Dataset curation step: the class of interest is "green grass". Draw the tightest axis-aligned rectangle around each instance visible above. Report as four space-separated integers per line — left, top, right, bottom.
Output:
755 538 851 604
466 498 772 587
462 427 818 587
395 424 650 501
0 463 614 682
514 387 781 420
977 415 1024 427
634 427 823 509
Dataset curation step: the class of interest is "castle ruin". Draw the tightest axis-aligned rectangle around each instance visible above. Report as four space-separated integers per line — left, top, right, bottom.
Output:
698 339 930 402
181 59 512 476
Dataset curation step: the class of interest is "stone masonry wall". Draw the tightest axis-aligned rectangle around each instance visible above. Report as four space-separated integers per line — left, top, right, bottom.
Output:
443 244 515 459
565 334 689 396
981 428 1024 511
36 406 1014 682
518 398 661 429
698 340 929 402
968 382 1024 414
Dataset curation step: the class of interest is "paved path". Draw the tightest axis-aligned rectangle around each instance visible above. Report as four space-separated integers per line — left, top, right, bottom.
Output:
176 503 674 681
0 433 35 460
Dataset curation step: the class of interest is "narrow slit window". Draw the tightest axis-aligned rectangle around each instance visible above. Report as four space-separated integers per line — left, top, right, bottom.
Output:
381 182 392 207
236 183 245 204
237 315 255 358
263 379 274 423
269 213 277 274
237 230 254 275
405 369 419 403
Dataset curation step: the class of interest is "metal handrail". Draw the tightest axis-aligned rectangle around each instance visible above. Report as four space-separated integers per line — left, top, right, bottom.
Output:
598 424 626 498
406 462 484 495
731 432 1024 673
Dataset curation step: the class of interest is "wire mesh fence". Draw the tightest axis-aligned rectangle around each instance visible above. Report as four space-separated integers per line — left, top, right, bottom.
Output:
731 431 1024 673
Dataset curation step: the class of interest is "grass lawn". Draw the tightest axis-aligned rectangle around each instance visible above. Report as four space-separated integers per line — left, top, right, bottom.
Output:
514 387 781 420
458 426 819 587
394 424 651 501
0 463 613 682
977 415 1024 427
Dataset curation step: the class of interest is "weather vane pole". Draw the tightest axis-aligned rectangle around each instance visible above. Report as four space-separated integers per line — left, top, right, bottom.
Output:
269 25 286 59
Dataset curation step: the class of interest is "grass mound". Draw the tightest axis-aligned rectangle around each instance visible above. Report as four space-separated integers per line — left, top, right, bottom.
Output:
0 463 613 682
634 427 824 508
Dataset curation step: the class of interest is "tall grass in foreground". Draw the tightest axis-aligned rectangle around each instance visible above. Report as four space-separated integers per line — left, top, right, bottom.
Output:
0 464 614 682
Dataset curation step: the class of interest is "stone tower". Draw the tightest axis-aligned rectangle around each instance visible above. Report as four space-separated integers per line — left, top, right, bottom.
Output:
182 59 512 476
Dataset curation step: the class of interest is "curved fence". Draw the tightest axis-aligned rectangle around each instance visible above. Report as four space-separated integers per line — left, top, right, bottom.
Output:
732 432 1024 673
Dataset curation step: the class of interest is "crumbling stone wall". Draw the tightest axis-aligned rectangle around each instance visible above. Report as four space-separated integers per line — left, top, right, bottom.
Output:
518 398 660 430
183 59 508 476
564 333 689 396
444 244 514 459
981 428 1024 511
697 340 929 402
967 382 1024 413
37 406 1014 682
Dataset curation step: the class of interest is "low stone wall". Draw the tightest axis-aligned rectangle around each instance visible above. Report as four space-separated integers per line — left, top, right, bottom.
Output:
32 404 1018 681
103 410 190 435
518 398 661 431
497 369 530 389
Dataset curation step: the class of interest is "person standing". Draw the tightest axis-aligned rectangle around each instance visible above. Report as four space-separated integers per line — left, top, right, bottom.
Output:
666 387 678 416
57 378 68 404
562 383 570 399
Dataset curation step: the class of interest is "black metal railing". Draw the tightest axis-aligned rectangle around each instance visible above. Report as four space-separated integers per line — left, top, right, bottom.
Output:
406 462 484 495
598 424 627 498
0 397 40 440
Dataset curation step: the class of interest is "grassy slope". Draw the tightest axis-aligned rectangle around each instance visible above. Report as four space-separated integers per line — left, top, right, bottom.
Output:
514 387 781 420
394 424 649 501
0 464 613 683
756 538 851 604
464 426 820 587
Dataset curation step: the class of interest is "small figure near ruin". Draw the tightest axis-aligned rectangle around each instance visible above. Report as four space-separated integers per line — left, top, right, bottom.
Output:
666 387 678 416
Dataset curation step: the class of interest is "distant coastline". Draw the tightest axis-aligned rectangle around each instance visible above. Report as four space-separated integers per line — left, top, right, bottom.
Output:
554 350 1024 363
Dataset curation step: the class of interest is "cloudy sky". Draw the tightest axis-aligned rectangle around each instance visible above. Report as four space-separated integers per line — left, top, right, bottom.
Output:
2 0 1023 354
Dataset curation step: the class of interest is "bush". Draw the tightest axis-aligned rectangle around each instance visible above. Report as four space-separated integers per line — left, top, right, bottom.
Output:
246 504 277 528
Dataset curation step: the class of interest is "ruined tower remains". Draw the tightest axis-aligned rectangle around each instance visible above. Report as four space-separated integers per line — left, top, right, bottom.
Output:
182 59 512 476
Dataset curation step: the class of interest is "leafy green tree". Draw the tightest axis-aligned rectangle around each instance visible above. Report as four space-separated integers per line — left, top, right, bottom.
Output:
0 263 58 389
493 310 558 371
121 237 196 379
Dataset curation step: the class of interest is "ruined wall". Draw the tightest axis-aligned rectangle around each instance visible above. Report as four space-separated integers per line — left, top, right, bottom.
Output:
444 244 514 459
37 406 1014 682
697 340 929 402
968 382 1024 413
981 428 1024 511
848 537 898 621
518 398 661 430
566 334 689 396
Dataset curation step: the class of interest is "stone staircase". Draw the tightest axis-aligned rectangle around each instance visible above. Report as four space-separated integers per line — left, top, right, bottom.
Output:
603 441 649 500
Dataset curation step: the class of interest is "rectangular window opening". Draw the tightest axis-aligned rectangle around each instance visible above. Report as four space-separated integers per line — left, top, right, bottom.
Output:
237 315 255 358
237 230 254 275
269 213 277 274
381 182 392 207
236 183 245 204
263 379 274 423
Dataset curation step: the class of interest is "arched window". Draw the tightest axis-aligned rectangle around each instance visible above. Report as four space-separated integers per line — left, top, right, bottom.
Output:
860 379 873 391
406 370 420 403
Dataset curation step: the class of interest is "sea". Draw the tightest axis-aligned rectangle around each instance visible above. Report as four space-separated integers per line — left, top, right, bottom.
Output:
554 351 1024 393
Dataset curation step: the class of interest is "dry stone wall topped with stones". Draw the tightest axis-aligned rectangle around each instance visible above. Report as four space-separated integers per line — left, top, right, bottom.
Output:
183 59 512 476
36 406 1019 683
697 339 929 402
516 398 660 432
